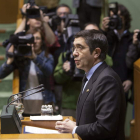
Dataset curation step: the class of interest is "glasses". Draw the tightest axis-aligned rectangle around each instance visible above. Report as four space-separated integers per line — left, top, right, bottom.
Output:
34 37 41 40
72 45 84 52
57 12 69 16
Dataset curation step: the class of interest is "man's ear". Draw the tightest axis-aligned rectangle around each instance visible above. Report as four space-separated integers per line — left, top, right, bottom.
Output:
93 48 101 58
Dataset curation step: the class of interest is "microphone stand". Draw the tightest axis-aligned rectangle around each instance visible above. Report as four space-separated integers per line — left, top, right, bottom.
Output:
6 87 45 113
7 84 44 104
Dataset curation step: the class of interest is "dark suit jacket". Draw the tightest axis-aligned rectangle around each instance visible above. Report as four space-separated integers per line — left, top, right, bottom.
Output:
76 62 126 140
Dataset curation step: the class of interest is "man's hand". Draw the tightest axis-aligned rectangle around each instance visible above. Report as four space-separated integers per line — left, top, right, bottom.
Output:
101 17 110 32
63 61 70 72
55 119 76 133
133 29 140 45
122 80 132 93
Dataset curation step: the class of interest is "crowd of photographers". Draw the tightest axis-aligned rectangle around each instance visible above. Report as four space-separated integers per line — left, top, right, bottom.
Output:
0 0 139 118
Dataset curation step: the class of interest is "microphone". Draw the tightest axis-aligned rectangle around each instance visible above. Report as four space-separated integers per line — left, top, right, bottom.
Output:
6 87 45 113
1 85 45 134
7 84 44 104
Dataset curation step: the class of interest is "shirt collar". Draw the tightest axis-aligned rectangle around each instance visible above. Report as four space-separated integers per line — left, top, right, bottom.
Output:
85 62 103 81
114 29 128 40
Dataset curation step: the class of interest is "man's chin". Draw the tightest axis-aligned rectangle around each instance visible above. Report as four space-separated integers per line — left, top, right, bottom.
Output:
75 64 81 69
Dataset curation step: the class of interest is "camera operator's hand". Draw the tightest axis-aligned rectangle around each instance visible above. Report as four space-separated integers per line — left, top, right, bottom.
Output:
7 45 14 65
63 61 70 72
101 17 110 32
122 80 132 93
22 3 30 14
39 10 49 23
133 29 140 45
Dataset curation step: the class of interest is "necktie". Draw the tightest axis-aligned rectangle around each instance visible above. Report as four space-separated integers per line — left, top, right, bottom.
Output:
81 75 88 93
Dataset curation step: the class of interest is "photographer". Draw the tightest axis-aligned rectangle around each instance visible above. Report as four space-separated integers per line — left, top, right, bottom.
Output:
53 4 71 66
15 2 58 47
126 29 140 69
101 3 133 105
0 29 55 116
54 36 82 118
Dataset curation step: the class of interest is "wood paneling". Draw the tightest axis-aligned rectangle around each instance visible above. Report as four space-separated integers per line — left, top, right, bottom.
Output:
0 0 18 23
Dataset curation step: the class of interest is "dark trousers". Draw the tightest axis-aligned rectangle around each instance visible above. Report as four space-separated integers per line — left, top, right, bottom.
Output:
77 0 102 29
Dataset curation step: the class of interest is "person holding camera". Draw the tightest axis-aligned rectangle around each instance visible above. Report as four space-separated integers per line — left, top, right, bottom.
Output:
53 46 82 118
51 4 72 114
0 29 55 116
53 4 72 66
15 3 59 48
101 3 133 105
126 29 140 69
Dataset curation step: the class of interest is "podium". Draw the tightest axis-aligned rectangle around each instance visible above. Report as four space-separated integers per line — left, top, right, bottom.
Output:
130 58 140 140
0 116 81 140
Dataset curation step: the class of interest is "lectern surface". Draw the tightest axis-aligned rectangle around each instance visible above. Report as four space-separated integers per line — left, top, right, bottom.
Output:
0 116 80 140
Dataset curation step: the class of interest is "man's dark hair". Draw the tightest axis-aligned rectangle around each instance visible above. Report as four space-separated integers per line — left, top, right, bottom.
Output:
118 4 131 30
74 29 108 61
56 4 72 14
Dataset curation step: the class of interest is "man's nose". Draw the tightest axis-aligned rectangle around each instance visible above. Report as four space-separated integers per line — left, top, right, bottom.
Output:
73 49 78 57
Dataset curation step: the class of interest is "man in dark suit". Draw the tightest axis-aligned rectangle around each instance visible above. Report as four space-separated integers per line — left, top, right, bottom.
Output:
55 29 126 140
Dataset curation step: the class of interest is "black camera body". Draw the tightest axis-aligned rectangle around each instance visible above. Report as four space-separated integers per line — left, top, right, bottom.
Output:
46 13 62 31
63 49 84 81
7 31 34 57
63 14 80 42
137 32 140 41
109 15 122 30
63 14 83 81
108 2 122 30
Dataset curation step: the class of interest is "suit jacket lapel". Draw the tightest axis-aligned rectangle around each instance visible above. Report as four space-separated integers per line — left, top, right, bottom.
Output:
76 62 108 125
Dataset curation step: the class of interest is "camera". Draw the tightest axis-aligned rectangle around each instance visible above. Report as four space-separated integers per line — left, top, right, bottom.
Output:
6 31 34 57
62 15 84 81
63 14 80 42
108 2 122 30
46 13 62 31
137 32 140 41
21 0 48 19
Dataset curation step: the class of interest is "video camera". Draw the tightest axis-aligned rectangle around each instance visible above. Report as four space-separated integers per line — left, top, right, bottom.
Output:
4 31 34 57
21 0 48 19
45 12 62 31
63 14 80 42
108 2 122 30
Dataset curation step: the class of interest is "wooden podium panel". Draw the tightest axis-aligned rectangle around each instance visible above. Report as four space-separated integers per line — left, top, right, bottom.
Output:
132 58 140 140
0 116 80 140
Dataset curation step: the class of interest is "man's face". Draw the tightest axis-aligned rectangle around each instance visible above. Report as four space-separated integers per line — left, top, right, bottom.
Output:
27 18 42 29
56 7 70 18
73 37 96 72
33 32 42 53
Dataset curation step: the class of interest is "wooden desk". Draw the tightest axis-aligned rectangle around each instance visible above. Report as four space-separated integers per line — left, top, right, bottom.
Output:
0 116 80 140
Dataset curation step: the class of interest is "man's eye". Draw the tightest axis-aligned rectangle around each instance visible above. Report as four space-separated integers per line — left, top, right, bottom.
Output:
78 46 83 50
